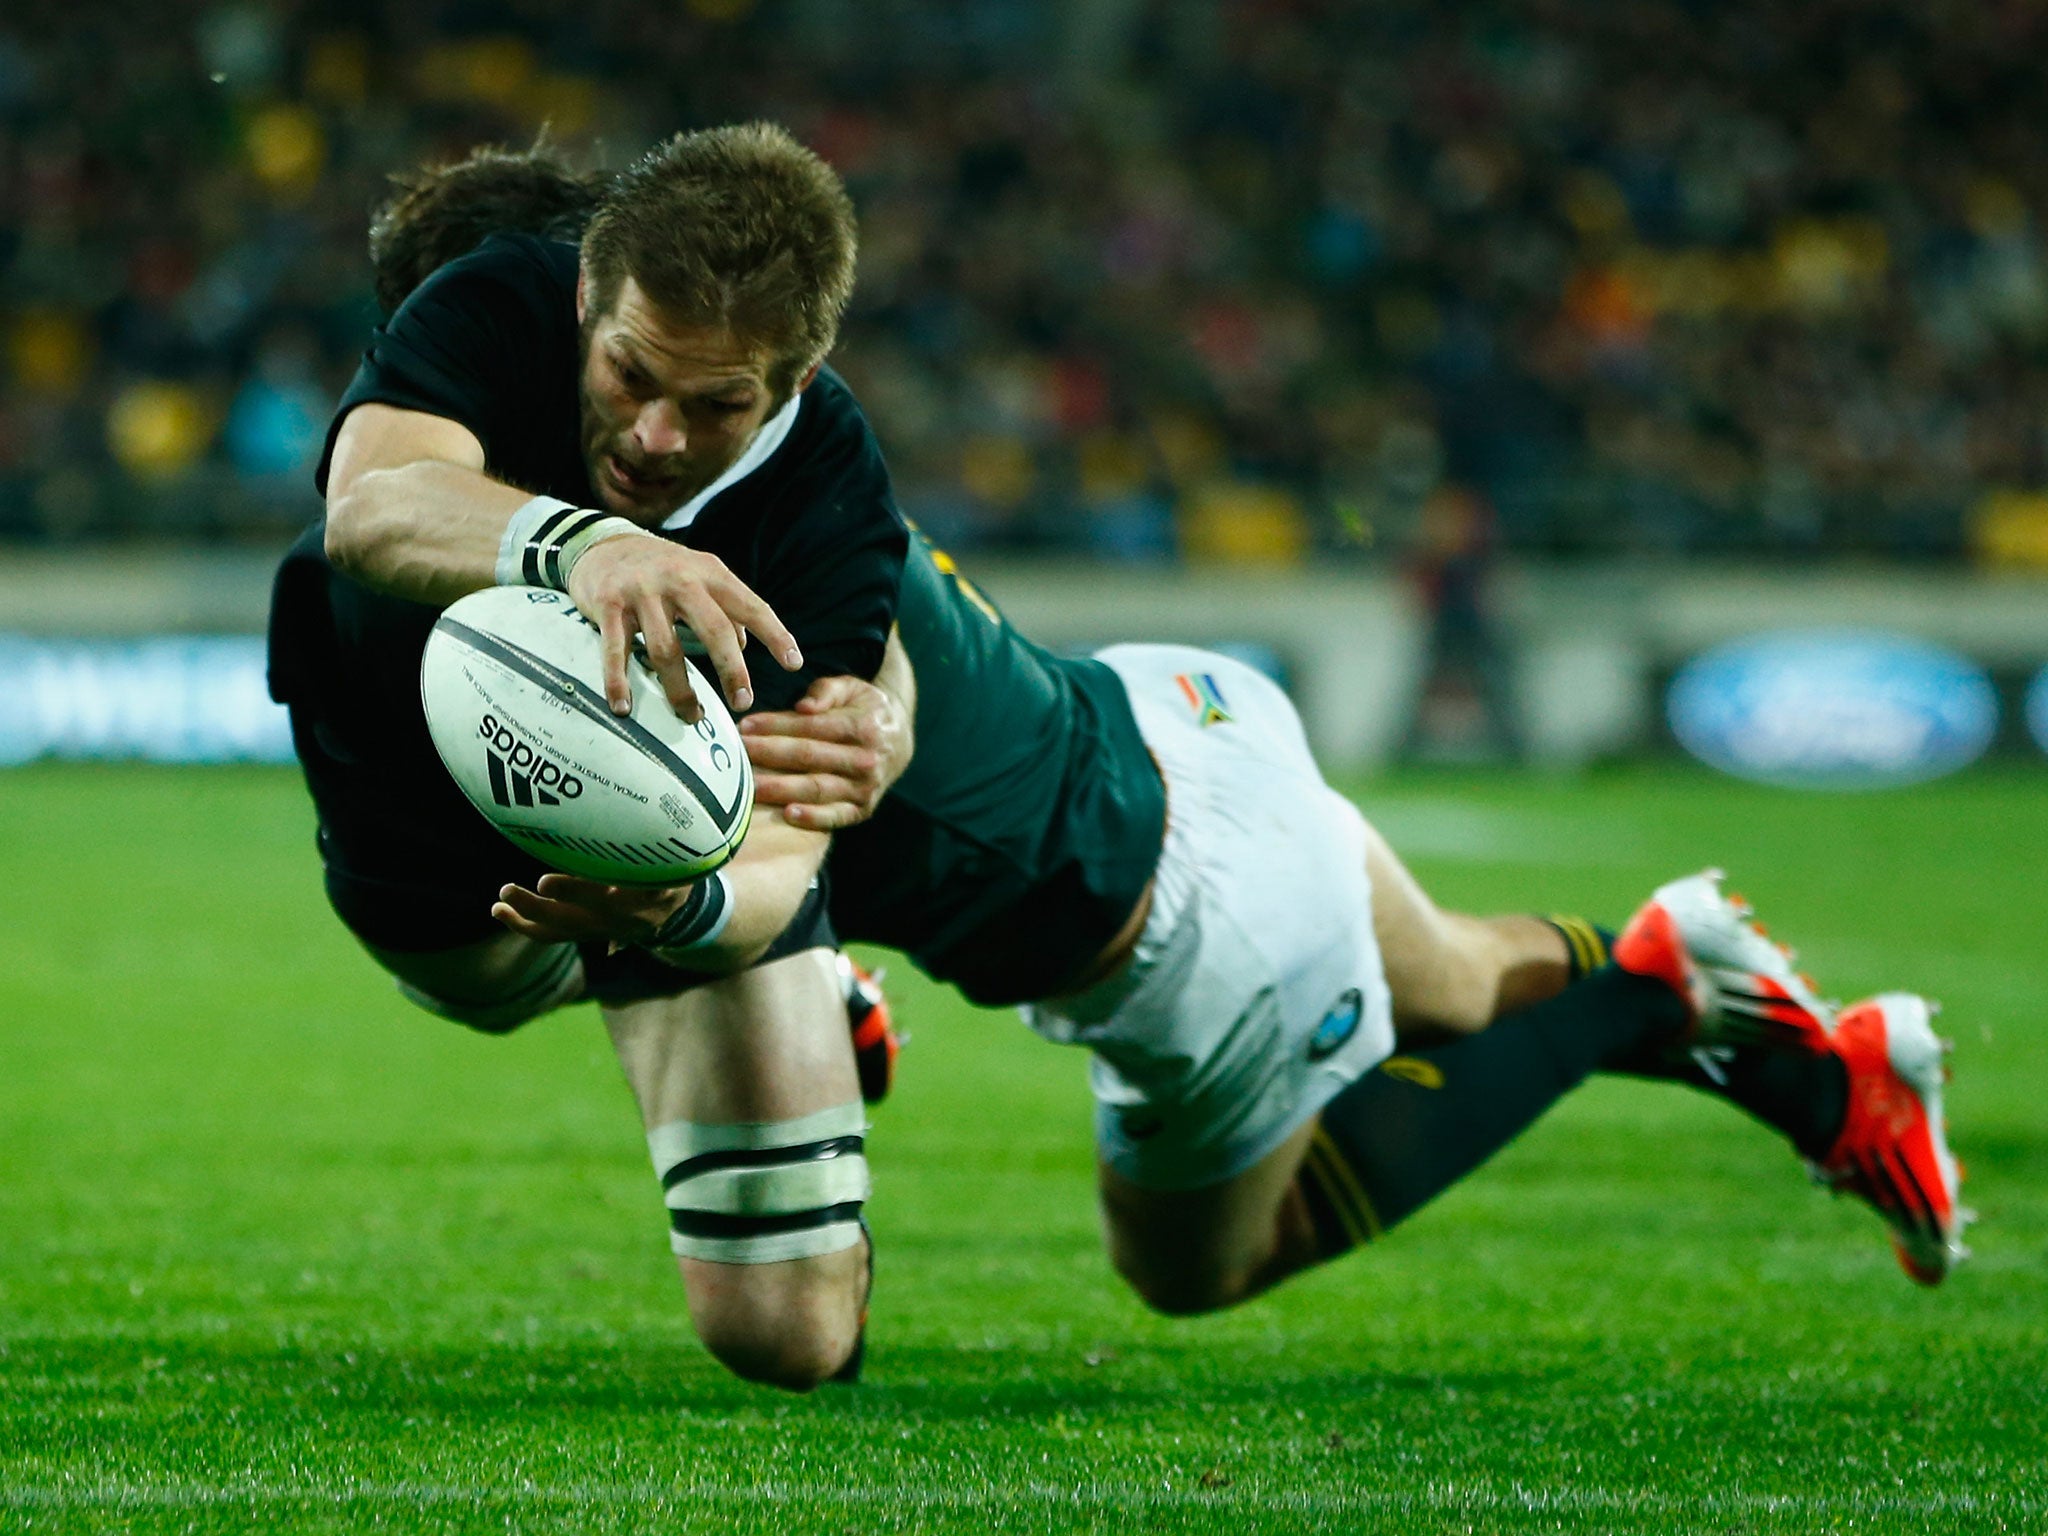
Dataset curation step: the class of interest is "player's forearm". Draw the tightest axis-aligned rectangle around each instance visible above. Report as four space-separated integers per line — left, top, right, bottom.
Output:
325 459 535 605
670 819 830 973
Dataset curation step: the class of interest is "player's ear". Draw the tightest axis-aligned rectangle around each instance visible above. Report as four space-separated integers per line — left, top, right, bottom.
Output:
575 265 588 326
795 362 821 393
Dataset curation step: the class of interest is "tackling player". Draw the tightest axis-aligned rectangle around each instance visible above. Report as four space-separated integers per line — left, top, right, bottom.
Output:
523 529 1971 1333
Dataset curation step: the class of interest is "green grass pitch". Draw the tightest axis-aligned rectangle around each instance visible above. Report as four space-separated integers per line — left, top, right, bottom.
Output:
3 762 2044 1534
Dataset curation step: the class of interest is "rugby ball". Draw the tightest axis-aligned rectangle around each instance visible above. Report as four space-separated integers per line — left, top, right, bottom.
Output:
420 586 752 884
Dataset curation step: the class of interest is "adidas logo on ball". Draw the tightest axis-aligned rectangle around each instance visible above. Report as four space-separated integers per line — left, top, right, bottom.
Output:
478 714 584 808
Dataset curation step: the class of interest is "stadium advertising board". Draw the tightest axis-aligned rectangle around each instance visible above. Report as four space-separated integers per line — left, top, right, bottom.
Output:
0 636 293 765
1668 630 1997 789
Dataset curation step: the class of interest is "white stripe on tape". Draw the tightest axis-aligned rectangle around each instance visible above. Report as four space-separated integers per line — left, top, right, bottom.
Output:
646 1102 867 1176
670 1219 865 1265
665 1156 870 1217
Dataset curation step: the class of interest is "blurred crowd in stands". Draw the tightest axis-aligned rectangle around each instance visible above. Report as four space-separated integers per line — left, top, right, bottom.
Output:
5 0 2048 563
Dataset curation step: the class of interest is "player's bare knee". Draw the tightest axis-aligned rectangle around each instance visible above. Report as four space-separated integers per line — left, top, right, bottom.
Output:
681 1236 869 1390
688 1277 861 1391
1106 1237 1247 1316
1115 1257 1243 1317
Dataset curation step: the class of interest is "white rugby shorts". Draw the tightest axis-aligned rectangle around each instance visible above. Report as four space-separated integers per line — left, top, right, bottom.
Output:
1023 644 1394 1191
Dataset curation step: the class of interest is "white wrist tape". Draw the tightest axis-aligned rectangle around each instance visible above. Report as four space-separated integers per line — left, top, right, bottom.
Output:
641 870 735 966
649 1103 870 1264
496 494 651 590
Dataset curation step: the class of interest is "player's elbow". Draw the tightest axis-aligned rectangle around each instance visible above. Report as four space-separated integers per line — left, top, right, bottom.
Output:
323 479 379 576
323 465 412 579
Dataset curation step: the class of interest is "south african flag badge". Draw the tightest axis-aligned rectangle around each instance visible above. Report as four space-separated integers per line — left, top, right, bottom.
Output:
1175 672 1233 727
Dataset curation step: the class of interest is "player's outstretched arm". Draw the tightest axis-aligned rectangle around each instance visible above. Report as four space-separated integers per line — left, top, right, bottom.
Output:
323 403 515 598
739 628 918 829
491 815 830 975
322 402 801 720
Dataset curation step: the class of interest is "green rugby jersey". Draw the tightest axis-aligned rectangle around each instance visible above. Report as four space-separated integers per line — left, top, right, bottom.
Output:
825 533 1167 1006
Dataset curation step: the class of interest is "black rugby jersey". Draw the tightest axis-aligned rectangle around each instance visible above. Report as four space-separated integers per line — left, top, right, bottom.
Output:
267 230 1164 1001
268 233 906 755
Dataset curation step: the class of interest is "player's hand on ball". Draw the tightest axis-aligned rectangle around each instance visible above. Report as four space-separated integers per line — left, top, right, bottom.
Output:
566 535 803 721
492 872 691 947
739 674 910 829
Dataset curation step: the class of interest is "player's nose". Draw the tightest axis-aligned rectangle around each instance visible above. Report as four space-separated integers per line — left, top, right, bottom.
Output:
632 399 686 457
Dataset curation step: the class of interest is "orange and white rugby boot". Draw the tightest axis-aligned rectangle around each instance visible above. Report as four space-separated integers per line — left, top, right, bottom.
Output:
1811 993 1971 1286
839 954 901 1105
1612 869 1835 1055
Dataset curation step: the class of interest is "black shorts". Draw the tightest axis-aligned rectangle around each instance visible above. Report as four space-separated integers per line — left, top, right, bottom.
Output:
270 544 832 1003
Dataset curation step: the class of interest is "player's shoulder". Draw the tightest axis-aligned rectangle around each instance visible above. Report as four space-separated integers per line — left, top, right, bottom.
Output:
685 364 903 573
399 232 577 326
797 365 872 432
782 366 879 458
771 365 892 496
440 230 576 287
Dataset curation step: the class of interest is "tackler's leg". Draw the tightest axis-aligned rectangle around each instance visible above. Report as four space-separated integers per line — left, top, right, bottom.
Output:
1074 643 1692 1315
1355 817 1579 1040
1098 814 1689 1314
605 947 871 1391
1100 970 1697 1315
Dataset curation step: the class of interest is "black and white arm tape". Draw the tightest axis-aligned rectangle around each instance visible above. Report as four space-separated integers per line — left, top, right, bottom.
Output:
496 494 653 591
641 870 736 966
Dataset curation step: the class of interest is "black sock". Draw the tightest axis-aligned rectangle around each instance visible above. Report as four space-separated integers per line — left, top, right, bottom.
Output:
1550 916 1849 1160
1298 967 1687 1255
1606 1040 1849 1161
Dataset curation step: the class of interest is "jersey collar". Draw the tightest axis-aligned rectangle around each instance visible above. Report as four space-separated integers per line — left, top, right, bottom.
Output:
658 389 804 532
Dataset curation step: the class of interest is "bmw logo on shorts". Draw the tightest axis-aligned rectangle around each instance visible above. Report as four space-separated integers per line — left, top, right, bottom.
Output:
1308 988 1363 1061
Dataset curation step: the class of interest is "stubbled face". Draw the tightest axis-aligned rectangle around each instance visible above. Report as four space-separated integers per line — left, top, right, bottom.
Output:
577 273 782 523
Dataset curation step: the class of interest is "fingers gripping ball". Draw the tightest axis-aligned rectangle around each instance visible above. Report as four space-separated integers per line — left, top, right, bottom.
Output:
422 587 753 883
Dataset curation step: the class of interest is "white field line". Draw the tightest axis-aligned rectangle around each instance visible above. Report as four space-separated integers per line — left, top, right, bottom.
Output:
1356 801 1636 867
0 1478 2034 1519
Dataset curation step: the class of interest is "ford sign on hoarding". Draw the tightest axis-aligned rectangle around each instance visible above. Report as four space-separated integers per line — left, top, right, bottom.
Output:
1668 630 1997 789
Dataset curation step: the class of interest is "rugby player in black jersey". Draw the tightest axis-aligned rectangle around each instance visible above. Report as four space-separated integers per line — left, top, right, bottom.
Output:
492 268 1964 1335
271 126 918 1390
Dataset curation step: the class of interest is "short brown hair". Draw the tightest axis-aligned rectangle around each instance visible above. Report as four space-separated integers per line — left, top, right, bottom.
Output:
581 123 858 396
